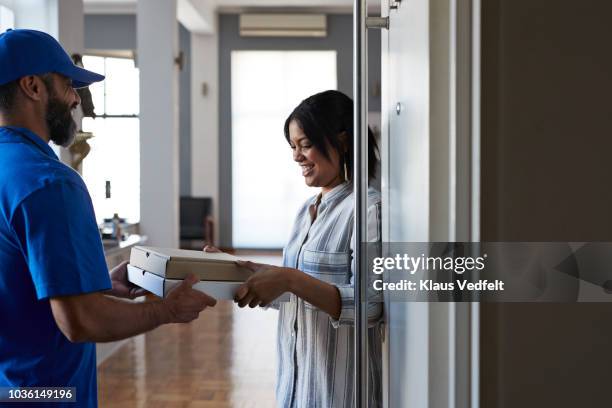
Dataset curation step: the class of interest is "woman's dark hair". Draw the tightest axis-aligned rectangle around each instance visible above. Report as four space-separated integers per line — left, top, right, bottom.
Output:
284 90 379 181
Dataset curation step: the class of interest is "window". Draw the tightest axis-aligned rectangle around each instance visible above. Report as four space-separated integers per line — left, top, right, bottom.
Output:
81 55 140 224
231 50 337 248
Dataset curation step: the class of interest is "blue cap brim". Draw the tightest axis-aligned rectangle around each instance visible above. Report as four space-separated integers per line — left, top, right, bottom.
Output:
58 64 105 89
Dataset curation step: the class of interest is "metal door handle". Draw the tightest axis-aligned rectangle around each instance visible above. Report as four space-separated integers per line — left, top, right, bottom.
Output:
354 0 368 407
366 16 389 30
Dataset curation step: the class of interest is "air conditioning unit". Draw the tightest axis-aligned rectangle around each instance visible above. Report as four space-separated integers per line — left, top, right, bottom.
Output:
239 14 327 38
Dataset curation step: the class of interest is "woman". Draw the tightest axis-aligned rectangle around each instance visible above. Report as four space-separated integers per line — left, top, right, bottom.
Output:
208 90 382 408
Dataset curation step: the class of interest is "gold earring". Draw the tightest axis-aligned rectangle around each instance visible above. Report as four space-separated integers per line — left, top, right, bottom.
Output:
344 159 349 181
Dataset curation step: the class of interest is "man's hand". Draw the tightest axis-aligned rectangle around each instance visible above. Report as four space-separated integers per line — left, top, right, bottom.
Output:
50 273 217 343
234 261 295 308
108 261 147 299
160 274 217 323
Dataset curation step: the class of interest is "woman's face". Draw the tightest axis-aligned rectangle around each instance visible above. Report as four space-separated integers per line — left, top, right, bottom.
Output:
288 120 342 192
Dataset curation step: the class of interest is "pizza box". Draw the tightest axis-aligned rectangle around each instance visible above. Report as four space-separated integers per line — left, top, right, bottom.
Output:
129 246 252 281
127 265 290 302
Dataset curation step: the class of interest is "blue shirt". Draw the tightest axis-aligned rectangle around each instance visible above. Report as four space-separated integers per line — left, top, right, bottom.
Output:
0 127 111 407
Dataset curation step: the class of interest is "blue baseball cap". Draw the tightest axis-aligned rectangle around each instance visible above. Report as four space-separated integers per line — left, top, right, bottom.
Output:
0 28 104 88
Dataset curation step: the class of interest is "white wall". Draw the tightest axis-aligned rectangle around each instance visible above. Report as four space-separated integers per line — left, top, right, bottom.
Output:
137 0 180 248
8 0 51 31
3 0 84 163
190 18 220 245
6 0 82 51
56 0 84 55
0 3 15 29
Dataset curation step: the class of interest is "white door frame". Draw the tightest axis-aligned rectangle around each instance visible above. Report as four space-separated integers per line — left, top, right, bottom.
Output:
380 0 481 407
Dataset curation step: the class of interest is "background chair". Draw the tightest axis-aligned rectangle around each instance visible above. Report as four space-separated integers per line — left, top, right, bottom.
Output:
179 197 214 249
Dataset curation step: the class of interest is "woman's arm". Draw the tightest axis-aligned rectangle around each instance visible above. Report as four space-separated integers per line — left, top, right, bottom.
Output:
233 200 383 323
288 269 341 320
330 200 383 328
234 261 341 320
205 245 341 317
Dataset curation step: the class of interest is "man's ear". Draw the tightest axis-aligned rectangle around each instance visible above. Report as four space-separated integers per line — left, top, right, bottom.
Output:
17 75 47 103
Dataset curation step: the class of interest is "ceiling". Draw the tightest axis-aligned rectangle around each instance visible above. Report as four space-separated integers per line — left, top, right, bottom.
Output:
83 0 382 34
83 0 382 14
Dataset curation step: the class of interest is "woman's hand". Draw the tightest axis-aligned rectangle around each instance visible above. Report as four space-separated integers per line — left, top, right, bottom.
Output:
234 261 296 308
235 260 342 319
203 245 222 253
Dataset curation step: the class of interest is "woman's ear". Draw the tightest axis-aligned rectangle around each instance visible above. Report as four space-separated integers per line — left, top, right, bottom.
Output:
338 131 350 153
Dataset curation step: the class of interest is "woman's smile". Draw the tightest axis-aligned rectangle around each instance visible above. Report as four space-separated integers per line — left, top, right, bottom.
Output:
300 163 314 177
288 120 342 192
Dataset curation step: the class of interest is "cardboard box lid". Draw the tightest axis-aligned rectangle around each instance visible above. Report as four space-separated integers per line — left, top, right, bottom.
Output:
134 246 239 262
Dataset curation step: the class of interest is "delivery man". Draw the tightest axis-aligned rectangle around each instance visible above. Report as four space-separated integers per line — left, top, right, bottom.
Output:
0 29 216 407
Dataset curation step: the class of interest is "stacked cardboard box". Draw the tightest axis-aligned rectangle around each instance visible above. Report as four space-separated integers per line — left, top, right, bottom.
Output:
127 246 287 300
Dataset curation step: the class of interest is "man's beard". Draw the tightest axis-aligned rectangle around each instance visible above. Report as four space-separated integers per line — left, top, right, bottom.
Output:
45 94 77 148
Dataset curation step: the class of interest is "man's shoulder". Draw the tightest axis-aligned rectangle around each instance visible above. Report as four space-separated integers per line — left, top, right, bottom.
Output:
0 147 88 216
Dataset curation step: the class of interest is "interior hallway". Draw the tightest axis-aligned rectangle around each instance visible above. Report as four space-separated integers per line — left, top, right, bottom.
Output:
97 253 282 408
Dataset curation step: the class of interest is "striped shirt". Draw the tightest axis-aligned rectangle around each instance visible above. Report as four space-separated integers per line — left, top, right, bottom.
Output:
275 181 383 408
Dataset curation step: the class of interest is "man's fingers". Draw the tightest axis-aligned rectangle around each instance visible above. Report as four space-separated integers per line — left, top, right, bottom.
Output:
168 274 217 308
196 291 217 307
180 311 199 322
129 287 147 298
181 273 200 288
235 260 250 269
179 285 217 308
234 284 249 301
235 260 261 272
248 297 261 308
109 260 129 280
237 293 255 308
162 275 218 323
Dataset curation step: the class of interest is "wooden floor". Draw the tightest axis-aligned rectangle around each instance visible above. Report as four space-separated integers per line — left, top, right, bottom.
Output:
98 252 281 408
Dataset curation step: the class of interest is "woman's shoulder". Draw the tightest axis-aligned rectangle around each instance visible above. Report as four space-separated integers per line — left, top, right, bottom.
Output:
343 186 381 208
339 187 382 241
